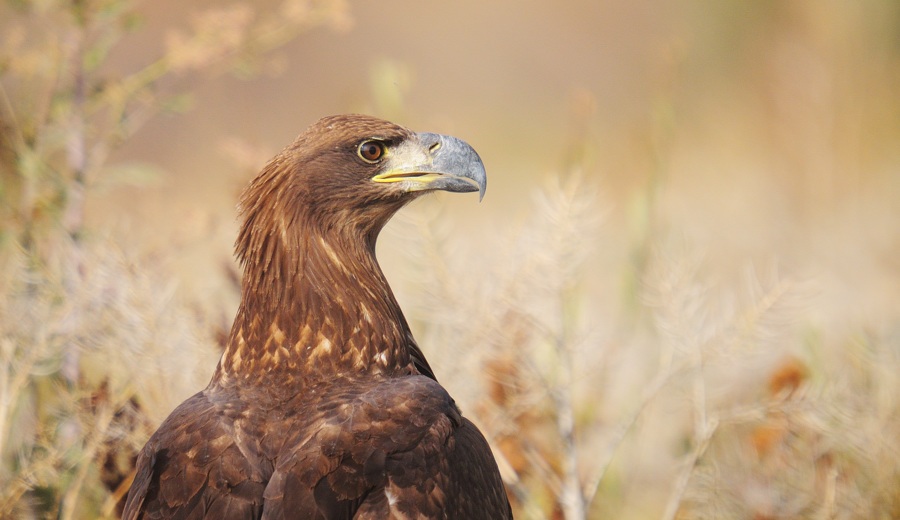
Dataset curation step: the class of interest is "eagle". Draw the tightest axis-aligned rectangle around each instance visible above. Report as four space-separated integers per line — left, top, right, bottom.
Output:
122 114 513 519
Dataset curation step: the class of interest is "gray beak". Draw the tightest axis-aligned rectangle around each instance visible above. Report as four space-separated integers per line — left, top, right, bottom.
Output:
371 132 487 201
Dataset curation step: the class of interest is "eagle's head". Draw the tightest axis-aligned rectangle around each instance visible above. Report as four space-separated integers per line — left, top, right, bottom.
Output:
237 115 486 259
235 114 486 287
299 114 486 204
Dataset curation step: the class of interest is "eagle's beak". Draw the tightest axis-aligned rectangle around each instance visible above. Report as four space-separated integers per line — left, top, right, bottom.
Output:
372 132 487 201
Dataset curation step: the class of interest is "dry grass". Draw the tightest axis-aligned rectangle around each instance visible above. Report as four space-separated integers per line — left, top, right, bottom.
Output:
4 190 897 519
0 1 349 517
394 178 900 519
0 237 220 518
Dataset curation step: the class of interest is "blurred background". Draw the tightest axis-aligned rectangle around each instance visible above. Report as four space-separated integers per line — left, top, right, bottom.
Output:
1 0 899 518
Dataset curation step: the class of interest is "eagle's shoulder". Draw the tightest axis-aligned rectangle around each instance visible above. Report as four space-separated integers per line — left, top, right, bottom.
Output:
261 375 461 518
123 390 267 520
261 376 511 519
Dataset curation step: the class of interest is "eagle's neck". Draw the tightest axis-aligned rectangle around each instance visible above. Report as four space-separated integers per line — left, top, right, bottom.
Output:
212 222 423 393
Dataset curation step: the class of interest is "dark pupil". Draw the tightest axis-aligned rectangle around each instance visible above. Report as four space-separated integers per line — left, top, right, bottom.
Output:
364 143 380 159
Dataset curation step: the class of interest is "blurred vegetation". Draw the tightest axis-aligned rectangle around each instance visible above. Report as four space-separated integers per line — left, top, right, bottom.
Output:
2 1 900 519
0 0 349 517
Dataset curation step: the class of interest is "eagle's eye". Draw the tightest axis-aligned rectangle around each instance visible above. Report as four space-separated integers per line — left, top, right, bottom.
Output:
358 140 386 163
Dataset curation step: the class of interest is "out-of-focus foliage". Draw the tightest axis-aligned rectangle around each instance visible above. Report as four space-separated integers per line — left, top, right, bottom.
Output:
0 237 220 518
0 0 349 517
0 0 349 248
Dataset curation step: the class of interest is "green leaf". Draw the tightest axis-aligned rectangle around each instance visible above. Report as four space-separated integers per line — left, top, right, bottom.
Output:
94 162 164 190
160 93 195 114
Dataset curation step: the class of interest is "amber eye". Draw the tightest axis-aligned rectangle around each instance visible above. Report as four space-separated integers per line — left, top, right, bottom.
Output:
358 140 385 163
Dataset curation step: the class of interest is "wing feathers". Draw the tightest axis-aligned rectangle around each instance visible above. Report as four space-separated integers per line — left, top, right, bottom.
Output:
122 392 265 519
126 378 509 519
257 375 511 519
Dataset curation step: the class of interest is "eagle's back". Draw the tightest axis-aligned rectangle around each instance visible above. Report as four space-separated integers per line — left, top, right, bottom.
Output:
264 375 511 519
124 376 511 520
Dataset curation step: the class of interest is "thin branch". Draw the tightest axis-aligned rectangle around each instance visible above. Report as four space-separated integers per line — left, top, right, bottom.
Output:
661 417 719 520
583 357 694 508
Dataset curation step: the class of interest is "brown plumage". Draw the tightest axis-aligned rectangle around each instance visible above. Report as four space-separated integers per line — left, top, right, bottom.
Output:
122 114 512 519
